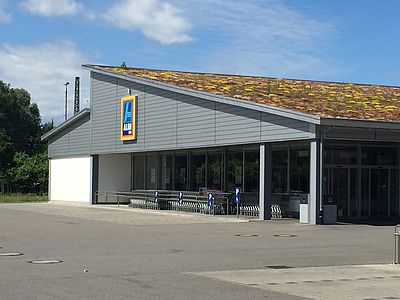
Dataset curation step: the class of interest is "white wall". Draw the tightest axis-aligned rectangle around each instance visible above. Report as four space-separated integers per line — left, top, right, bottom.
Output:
49 157 92 202
98 154 131 192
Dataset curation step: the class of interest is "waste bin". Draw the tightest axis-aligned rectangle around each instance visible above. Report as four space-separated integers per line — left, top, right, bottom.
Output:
299 194 309 224
323 194 337 224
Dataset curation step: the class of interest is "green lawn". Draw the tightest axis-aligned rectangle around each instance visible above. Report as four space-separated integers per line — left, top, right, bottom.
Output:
0 194 48 203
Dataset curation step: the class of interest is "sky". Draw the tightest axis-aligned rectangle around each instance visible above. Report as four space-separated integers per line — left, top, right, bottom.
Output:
0 0 400 124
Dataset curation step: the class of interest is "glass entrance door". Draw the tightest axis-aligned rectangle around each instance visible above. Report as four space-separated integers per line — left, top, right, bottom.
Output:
371 169 389 216
361 168 395 217
325 167 357 218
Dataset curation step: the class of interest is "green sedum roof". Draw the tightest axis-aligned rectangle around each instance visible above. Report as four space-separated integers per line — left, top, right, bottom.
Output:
98 66 400 121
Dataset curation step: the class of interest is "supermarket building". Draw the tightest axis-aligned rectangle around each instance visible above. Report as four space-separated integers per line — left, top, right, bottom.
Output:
42 65 400 224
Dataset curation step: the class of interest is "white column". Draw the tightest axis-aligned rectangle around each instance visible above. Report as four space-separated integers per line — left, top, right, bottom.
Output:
309 140 320 224
259 143 271 220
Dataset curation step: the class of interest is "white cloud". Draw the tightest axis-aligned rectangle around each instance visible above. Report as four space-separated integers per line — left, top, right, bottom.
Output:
21 0 82 17
174 0 337 78
103 0 192 44
0 41 89 124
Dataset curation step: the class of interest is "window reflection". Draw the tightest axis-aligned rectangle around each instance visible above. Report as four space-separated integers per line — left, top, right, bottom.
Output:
207 152 222 191
174 154 187 191
227 149 243 192
244 150 259 192
190 152 206 191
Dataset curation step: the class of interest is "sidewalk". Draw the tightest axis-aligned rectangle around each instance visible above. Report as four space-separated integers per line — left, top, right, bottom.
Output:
194 264 400 300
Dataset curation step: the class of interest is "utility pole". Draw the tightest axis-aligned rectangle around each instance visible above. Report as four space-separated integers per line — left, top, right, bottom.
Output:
64 82 70 121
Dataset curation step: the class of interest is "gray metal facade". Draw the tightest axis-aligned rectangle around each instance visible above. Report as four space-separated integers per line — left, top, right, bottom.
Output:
48 113 90 158
89 72 314 155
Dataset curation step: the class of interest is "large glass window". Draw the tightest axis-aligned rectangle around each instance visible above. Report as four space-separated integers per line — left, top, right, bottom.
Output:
174 154 187 191
289 148 309 193
190 152 206 191
272 149 288 193
207 152 222 191
361 146 397 165
244 149 259 192
146 154 157 189
325 145 357 165
134 155 145 189
160 154 173 190
226 149 243 192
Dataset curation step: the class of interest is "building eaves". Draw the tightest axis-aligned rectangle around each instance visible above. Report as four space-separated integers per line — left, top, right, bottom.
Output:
41 109 90 142
320 117 400 130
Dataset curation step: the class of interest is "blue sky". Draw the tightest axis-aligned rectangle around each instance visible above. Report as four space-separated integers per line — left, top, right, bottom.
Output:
0 0 400 124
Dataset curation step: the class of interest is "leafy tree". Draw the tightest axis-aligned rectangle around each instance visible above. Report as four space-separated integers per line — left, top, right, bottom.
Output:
10 150 48 193
0 80 48 193
0 128 14 174
0 81 41 155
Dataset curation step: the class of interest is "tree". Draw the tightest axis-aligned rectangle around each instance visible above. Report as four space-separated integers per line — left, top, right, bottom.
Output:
0 128 14 176
0 80 48 193
0 81 41 155
10 150 48 193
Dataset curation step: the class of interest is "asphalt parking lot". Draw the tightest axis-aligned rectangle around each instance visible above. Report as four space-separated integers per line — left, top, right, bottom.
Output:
0 202 398 300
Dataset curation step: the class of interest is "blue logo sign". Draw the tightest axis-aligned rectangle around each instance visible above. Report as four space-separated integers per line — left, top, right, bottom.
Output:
122 101 132 135
120 96 136 141
234 187 241 204
208 193 214 207
154 191 159 203
178 192 184 205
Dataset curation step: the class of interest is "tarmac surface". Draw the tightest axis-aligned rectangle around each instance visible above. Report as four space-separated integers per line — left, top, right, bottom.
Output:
0 201 399 300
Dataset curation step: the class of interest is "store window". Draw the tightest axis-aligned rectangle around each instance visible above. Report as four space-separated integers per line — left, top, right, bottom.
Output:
190 152 206 191
207 151 222 191
325 145 357 165
244 149 259 192
226 149 243 192
174 154 187 191
272 149 288 193
160 154 173 190
361 146 397 166
134 155 145 189
146 154 157 189
289 148 309 193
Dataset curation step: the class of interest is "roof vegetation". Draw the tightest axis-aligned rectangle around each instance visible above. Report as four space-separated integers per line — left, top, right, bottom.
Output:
98 66 400 121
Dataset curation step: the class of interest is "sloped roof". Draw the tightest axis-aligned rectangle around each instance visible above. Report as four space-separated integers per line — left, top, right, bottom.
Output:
41 109 90 141
93 65 400 121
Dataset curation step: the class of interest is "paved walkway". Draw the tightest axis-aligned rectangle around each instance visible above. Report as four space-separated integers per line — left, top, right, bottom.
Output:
1 201 398 299
194 264 400 300
0 201 250 226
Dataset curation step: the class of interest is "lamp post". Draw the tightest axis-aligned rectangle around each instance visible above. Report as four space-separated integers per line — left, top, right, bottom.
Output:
64 82 70 121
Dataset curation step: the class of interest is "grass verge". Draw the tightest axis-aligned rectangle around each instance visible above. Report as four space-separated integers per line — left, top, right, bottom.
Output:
0 194 48 203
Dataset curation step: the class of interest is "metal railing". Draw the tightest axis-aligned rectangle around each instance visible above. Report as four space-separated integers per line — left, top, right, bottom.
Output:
94 190 302 219
95 190 233 215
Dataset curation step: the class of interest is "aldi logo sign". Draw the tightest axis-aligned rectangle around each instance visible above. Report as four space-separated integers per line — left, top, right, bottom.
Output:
120 95 137 141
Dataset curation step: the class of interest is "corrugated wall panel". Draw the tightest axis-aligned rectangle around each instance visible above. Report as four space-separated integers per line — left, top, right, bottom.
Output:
143 87 177 150
48 115 90 158
87 72 314 154
261 113 312 141
48 136 69 157
177 95 215 148
216 102 261 144
68 115 90 155
91 73 118 153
